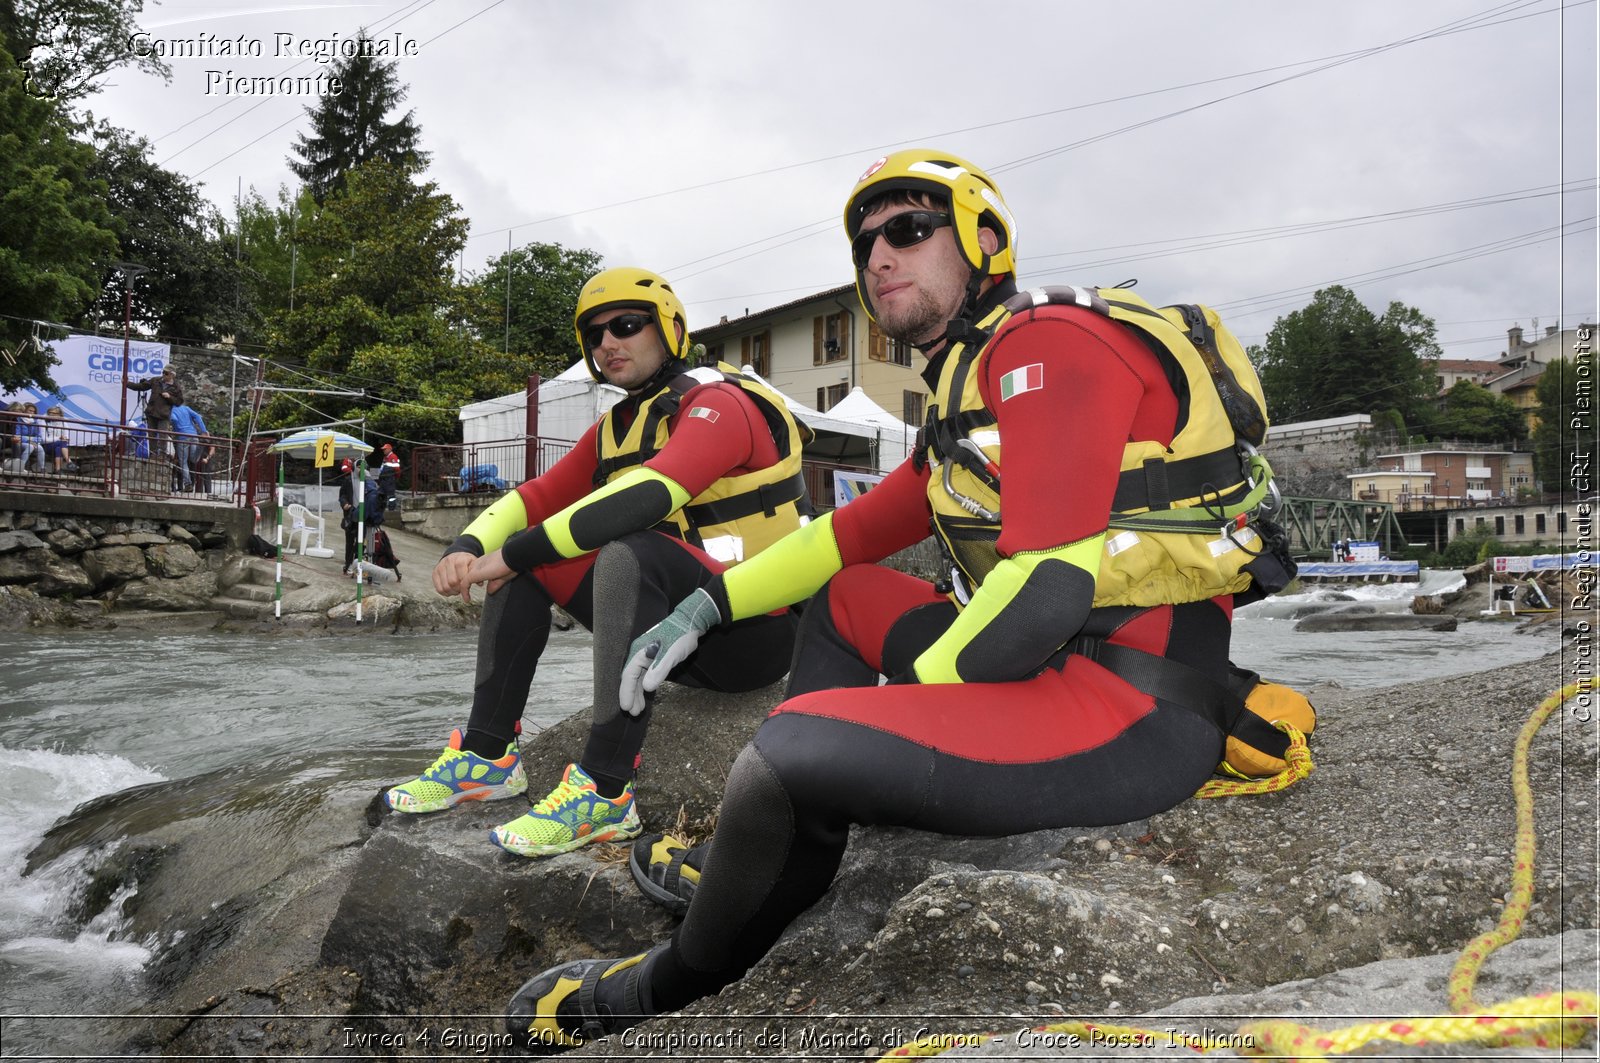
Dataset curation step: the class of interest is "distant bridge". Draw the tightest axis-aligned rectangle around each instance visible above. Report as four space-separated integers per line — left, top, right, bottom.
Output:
1273 496 1409 557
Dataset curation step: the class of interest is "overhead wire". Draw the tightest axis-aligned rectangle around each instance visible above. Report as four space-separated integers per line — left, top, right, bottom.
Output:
663 0 1572 283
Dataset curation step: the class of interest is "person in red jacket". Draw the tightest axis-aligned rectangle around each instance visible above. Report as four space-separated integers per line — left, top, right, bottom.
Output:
385 267 811 861
506 151 1274 1048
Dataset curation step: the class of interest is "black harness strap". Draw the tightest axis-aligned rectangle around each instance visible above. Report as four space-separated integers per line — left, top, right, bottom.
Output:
679 471 809 527
1063 636 1288 757
1111 448 1250 514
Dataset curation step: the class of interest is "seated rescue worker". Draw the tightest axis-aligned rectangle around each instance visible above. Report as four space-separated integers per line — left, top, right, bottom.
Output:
386 267 808 859
507 150 1282 1046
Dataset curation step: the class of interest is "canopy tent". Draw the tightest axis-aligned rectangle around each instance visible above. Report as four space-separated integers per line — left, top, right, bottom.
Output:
459 362 624 481
826 387 915 469
460 366 910 475
266 429 375 620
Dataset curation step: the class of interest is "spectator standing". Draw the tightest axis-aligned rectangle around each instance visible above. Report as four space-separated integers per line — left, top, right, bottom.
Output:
125 367 183 469
190 442 216 495
337 458 360 576
377 442 401 509
168 404 209 491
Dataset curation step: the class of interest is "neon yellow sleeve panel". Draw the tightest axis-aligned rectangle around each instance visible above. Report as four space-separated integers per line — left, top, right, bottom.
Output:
912 534 1104 684
459 489 531 554
538 467 692 558
722 511 842 620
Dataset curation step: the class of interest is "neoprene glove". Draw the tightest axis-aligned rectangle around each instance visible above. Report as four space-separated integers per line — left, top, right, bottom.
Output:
619 587 721 717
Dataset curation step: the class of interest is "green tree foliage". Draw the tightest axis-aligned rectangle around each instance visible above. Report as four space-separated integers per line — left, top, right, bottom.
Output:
1531 356 1592 491
0 45 116 389
1254 286 1442 431
468 242 604 377
288 35 427 203
0 0 169 103
230 184 324 347
265 159 521 444
81 122 248 343
1440 529 1500 567
1432 379 1526 444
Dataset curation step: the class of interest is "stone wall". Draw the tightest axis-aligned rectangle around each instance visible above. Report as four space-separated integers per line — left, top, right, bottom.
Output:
0 491 253 620
391 493 495 543
1260 432 1371 499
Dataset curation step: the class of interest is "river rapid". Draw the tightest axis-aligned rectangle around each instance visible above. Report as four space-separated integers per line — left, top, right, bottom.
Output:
0 569 1564 1053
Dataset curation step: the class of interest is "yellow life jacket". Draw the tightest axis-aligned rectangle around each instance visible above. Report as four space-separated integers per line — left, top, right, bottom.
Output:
595 363 810 565
922 284 1282 609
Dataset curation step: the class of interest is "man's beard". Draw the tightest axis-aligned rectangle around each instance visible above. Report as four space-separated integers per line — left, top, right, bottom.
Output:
876 288 949 347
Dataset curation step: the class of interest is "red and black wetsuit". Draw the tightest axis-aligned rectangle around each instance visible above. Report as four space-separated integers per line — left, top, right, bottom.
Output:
449 366 800 793
645 287 1232 1008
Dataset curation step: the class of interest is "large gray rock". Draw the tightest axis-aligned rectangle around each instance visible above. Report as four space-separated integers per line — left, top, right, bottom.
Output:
32 554 96 598
146 542 203 578
81 544 149 586
25 654 1596 1059
0 546 50 585
957 930 1598 1058
116 571 220 610
0 528 47 554
44 526 95 556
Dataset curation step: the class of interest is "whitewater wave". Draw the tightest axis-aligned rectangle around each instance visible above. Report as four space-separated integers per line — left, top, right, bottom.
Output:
0 746 165 977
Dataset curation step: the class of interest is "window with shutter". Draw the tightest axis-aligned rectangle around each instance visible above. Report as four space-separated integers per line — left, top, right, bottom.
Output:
868 321 888 362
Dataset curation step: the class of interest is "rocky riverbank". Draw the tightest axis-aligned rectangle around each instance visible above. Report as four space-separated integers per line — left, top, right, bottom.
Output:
0 507 477 634
23 651 1595 1059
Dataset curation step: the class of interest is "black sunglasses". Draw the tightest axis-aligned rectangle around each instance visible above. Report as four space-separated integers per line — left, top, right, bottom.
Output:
581 313 653 350
851 210 952 268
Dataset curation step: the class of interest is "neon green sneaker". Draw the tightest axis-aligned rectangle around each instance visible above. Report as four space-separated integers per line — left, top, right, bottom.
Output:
384 728 527 813
489 763 642 858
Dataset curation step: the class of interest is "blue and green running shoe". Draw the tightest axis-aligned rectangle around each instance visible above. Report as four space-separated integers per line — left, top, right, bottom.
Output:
384 728 527 813
489 763 641 858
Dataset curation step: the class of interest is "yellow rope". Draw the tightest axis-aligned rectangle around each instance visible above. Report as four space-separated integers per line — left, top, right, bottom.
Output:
1195 721 1313 798
882 679 1599 1060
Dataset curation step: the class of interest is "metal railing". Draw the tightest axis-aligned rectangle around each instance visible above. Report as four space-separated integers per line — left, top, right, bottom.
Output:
407 437 578 496
400 435 875 514
5 416 886 523
1 411 243 504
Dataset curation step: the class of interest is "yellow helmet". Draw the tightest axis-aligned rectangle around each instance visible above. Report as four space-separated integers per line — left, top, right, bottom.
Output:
573 267 690 381
843 149 1018 314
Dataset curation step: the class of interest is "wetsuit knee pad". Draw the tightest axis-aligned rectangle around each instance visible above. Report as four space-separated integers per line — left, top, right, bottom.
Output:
591 539 646 611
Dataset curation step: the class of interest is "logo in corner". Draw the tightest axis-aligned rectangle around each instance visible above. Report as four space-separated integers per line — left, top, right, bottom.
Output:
858 156 889 183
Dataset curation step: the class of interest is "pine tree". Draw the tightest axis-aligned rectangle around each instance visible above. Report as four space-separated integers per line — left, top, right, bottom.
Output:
288 34 428 203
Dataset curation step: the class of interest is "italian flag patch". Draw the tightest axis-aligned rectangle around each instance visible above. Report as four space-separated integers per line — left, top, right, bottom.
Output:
999 363 1044 401
687 406 719 422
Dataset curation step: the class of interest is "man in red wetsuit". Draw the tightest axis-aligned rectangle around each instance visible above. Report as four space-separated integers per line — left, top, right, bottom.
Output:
507 152 1250 1047
385 267 810 860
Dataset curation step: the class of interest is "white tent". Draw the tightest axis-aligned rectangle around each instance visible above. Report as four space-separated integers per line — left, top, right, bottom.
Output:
826 387 915 469
459 366 910 475
459 362 625 481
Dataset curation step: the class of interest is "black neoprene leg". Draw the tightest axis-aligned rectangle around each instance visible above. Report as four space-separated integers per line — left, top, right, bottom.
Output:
648 598 1230 1013
462 573 560 755
582 532 795 790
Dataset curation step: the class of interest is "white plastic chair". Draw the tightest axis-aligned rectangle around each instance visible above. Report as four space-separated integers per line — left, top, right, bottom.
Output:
284 503 325 555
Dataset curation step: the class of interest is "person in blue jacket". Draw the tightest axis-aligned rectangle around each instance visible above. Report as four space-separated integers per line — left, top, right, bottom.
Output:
168 404 209 492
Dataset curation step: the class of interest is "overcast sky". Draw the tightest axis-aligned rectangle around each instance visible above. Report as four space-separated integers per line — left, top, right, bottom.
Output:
82 0 1597 367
